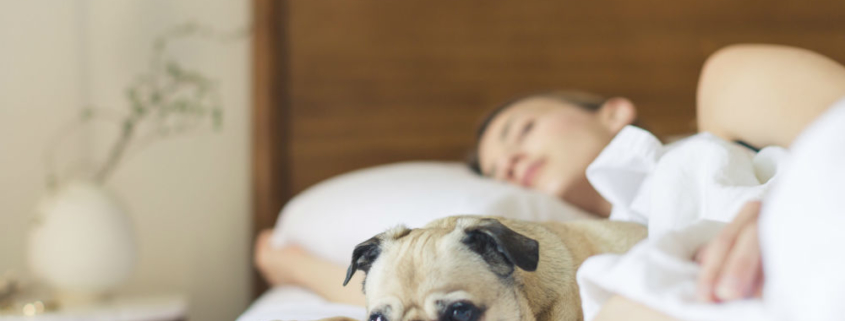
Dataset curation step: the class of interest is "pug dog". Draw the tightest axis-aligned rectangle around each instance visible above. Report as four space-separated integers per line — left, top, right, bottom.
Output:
318 216 646 321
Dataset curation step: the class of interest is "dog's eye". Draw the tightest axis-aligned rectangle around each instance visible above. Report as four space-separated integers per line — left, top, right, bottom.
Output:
368 313 385 321
445 302 480 321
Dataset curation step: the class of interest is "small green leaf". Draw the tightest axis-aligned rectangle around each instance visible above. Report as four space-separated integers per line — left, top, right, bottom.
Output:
133 103 146 116
181 71 200 84
80 108 94 120
46 174 57 190
172 100 188 113
212 108 223 130
126 87 138 103
123 119 134 134
183 22 197 34
166 61 181 78
150 92 161 104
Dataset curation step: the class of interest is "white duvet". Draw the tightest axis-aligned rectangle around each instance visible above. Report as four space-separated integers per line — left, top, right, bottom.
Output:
578 125 786 321
236 287 364 321
579 98 845 321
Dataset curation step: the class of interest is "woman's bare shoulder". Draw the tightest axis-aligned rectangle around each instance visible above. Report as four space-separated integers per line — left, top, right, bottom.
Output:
696 44 845 148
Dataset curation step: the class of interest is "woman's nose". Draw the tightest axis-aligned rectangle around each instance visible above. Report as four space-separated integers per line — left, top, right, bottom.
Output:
499 152 525 182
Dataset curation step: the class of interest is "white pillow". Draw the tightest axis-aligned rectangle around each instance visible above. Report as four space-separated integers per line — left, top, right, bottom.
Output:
271 161 593 265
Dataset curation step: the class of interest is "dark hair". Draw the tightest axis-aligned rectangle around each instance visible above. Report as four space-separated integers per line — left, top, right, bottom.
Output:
466 90 607 175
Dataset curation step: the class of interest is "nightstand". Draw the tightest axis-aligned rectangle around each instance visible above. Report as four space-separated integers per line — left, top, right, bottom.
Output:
1 294 187 321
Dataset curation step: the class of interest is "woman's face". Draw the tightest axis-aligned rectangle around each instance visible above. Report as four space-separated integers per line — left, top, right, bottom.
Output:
477 97 634 199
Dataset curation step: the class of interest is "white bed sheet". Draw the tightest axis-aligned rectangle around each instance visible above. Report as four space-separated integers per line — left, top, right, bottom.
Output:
236 286 365 321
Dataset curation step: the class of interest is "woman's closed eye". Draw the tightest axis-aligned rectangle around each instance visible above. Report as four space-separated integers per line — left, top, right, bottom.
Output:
518 119 534 142
484 118 534 178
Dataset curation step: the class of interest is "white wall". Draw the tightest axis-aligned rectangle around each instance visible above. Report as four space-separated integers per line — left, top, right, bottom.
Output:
0 0 85 276
0 1 252 320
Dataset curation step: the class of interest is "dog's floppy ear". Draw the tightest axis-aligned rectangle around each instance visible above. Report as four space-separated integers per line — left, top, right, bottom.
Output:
343 236 381 286
343 226 412 287
462 218 539 277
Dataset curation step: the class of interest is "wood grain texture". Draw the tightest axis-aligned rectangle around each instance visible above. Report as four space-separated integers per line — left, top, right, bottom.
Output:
251 0 288 297
281 0 845 195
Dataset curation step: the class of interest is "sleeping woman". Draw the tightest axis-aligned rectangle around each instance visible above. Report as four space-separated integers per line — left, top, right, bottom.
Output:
254 44 845 320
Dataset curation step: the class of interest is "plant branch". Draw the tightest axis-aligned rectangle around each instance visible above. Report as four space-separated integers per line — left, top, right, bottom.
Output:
46 21 245 186
93 117 137 183
43 108 127 189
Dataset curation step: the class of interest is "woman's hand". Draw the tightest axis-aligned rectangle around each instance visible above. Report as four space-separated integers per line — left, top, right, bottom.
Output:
253 229 366 305
254 229 306 286
695 201 764 302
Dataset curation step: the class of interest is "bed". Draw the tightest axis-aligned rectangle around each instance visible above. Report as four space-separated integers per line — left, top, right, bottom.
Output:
246 1 845 320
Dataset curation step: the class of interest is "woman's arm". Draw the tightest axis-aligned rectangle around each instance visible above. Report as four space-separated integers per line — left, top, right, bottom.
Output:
593 295 680 321
283 246 367 305
596 44 845 320
697 44 845 148
254 230 366 306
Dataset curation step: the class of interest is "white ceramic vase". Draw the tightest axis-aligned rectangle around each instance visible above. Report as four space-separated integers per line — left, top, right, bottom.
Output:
28 181 136 304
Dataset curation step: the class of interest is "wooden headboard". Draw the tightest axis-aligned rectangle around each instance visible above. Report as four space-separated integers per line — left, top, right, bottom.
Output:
251 0 845 295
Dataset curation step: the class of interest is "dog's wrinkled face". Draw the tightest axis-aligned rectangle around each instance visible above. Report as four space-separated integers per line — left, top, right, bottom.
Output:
344 217 539 321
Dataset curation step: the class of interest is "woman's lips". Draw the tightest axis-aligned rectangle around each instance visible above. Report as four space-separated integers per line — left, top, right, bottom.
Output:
520 159 545 188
